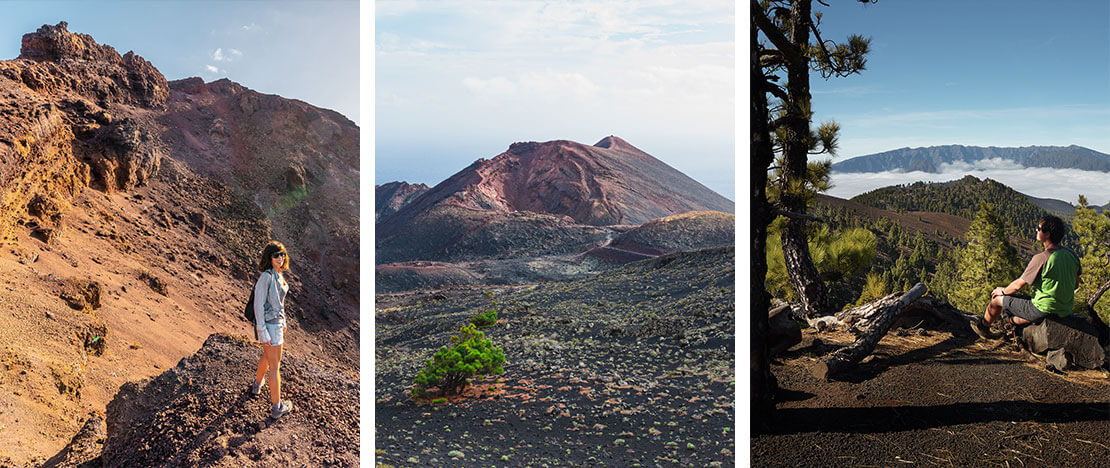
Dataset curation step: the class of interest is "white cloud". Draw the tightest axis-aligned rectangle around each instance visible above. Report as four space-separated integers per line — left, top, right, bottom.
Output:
205 65 219 73
242 22 261 32
462 71 599 99
213 48 242 62
828 167 1110 206
934 157 1024 172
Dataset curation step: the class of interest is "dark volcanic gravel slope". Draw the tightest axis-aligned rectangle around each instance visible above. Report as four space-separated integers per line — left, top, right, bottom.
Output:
753 329 1110 467
376 247 736 467
101 334 359 467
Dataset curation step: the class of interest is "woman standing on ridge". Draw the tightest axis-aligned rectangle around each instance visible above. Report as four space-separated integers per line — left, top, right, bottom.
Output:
250 241 294 419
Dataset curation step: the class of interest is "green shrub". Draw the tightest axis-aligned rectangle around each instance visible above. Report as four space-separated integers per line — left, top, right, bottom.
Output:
412 323 505 397
471 309 498 328
431 398 447 404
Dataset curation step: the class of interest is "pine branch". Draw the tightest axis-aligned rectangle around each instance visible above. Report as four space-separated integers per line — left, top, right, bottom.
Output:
763 81 790 102
809 21 853 78
752 0 805 66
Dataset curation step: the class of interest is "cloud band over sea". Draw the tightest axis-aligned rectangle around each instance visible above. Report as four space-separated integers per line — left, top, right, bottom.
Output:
828 158 1110 206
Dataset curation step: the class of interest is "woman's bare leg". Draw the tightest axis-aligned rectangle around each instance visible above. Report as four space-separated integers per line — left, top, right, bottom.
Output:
255 343 270 384
267 343 283 405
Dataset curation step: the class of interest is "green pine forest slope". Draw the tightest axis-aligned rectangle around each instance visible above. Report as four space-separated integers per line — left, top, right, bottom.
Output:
791 176 1110 325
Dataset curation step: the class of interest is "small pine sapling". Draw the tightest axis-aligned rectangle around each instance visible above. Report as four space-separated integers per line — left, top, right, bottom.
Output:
412 323 505 398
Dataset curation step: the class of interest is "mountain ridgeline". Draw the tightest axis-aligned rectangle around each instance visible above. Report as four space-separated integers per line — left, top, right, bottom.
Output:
831 144 1110 173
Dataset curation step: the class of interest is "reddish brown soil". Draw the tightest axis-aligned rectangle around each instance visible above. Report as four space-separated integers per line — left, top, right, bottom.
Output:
753 327 1110 467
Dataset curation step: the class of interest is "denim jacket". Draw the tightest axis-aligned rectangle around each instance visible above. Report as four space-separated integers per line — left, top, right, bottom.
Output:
253 269 288 330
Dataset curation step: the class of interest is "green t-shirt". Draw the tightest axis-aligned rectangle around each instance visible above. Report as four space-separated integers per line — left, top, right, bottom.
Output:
1020 247 1081 317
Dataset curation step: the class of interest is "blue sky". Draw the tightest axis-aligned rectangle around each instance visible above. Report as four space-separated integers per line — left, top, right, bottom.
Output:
375 0 735 201
807 1 1110 162
0 1 359 124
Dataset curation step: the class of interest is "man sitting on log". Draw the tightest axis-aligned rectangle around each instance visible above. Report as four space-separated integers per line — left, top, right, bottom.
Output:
971 215 1081 339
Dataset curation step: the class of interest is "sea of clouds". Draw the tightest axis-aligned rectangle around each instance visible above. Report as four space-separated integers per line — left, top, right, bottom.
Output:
828 158 1110 206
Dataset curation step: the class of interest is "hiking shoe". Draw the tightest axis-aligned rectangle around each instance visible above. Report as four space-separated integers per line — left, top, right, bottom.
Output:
271 399 293 419
250 381 262 395
969 318 999 339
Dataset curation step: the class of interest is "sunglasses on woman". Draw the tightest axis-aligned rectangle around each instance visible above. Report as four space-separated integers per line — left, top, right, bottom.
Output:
272 252 287 259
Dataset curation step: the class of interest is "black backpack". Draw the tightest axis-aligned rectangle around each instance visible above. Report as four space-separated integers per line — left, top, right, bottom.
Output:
243 288 256 323
243 270 273 323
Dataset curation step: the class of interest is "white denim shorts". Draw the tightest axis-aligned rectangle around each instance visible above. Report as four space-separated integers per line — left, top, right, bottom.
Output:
260 323 284 346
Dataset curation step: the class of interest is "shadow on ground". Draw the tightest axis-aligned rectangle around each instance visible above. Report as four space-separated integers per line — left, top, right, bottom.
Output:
759 401 1110 435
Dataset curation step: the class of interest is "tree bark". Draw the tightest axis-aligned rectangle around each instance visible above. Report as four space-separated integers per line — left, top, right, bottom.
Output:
811 282 928 380
778 0 830 319
750 11 778 424
1087 277 1110 313
1085 278 1110 346
782 220 829 317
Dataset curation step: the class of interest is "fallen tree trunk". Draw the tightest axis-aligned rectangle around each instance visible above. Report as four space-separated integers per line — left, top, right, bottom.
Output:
811 282 928 380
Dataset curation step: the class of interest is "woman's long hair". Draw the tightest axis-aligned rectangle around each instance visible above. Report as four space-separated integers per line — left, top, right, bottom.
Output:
258 241 289 272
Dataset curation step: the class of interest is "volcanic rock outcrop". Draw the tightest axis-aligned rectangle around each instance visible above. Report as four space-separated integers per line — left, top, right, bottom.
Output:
0 22 170 242
377 136 732 263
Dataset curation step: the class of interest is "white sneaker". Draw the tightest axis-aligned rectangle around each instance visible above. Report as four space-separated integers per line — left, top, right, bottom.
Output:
271 399 293 419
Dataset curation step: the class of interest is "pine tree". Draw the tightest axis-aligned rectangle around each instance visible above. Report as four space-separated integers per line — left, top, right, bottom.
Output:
950 203 1024 314
1072 195 1110 325
852 272 890 306
929 257 957 303
751 0 874 417
755 0 873 318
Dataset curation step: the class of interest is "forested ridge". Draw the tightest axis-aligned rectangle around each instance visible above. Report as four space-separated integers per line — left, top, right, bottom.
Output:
850 175 1052 244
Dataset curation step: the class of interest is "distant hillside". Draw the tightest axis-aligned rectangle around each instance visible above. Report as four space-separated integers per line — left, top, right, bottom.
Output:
1025 195 1078 218
832 144 1110 173
814 194 971 248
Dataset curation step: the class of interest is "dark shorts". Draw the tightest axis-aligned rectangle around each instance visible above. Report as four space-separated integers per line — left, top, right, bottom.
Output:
1000 294 1048 323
